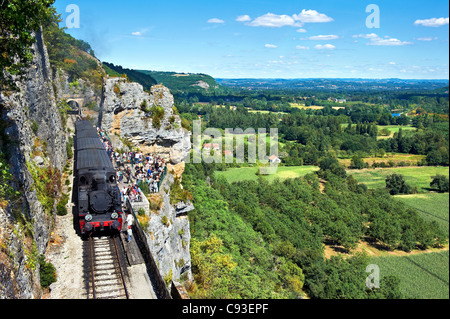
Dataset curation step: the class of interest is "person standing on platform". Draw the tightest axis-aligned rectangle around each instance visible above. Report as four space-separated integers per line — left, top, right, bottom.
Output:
126 213 134 242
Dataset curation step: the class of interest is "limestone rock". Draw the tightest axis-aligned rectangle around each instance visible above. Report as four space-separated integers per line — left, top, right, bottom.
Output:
0 29 68 299
99 79 191 164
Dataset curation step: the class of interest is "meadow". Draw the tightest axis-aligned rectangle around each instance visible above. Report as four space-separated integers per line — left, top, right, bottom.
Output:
348 166 449 192
338 153 426 167
376 125 417 139
215 165 319 183
371 251 449 299
395 193 449 236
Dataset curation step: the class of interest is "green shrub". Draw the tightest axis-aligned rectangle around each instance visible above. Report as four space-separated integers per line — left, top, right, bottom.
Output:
138 181 150 195
161 215 169 226
31 120 39 135
430 175 449 193
39 255 56 288
170 176 192 204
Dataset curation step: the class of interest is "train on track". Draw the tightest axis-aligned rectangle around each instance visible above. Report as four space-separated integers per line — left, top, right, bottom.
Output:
74 120 123 236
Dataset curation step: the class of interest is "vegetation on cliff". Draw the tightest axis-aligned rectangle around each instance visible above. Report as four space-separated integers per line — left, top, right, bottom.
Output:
0 0 55 90
103 62 157 91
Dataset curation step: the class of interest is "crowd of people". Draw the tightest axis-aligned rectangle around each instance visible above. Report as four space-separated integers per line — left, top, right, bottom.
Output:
97 128 167 203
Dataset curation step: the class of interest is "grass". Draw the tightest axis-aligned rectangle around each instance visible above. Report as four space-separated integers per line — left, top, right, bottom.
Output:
395 193 449 236
371 251 449 299
339 124 417 140
348 166 449 192
215 165 319 183
289 103 345 110
376 125 417 139
338 153 426 167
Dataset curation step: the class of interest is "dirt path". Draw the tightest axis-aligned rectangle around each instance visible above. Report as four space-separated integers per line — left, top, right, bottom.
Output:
46 213 85 299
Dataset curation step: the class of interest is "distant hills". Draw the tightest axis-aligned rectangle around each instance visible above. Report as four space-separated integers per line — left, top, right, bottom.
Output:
102 61 449 95
103 62 220 94
216 78 450 92
103 62 157 91
136 70 219 94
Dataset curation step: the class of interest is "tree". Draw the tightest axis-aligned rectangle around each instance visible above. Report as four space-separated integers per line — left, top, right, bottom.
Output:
430 175 449 193
0 0 55 90
385 174 411 195
318 157 347 179
350 154 365 169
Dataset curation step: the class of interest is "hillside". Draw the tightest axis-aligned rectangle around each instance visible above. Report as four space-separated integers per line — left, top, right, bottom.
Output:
137 70 219 94
102 62 157 91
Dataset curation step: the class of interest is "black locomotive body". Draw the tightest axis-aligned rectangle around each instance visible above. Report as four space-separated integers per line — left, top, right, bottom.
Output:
75 120 123 235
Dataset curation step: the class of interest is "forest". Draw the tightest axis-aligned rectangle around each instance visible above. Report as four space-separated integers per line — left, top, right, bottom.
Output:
183 159 445 298
175 79 449 299
176 103 449 167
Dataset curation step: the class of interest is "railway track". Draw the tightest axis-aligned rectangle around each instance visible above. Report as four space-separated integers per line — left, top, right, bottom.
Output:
84 236 129 299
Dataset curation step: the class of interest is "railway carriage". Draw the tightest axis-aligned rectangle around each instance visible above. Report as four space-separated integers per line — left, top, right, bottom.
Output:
75 120 123 236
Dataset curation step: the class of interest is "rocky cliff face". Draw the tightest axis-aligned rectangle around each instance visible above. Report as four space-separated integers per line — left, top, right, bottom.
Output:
99 78 191 164
100 78 194 284
0 30 69 298
146 173 194 284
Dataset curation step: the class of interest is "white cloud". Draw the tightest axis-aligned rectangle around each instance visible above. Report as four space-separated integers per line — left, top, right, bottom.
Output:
353 34 413 46
293 9 334 23
208 18 225 24
245 10 333 28
236 15 251 22
314 44 336 50
296 28 307 33
352 33 379 39
265 44 278 48
248 13 303 27
307 35 339 40
367 37 413 46
416 37 438 41
296 45 310 50
131 31 142 36
414 17 449 27
389 61 396 65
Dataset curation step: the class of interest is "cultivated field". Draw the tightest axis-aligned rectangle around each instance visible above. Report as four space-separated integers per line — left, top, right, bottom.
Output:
348 166 449 192
215 165 319 183
338 153 426 167
371 251 449 299
376 125 417 139
395 193 449 236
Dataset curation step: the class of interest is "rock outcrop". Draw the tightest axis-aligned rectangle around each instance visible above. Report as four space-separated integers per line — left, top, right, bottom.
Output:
144 173 194 284
99 78 191 164
0 30 68 298
101 78 194 285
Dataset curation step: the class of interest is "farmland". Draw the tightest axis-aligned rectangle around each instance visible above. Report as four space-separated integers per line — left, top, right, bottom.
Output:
371 251 449 299
215 165 319 183
348 166 449 192
338 153 426 168
376 125 417 139
395 193 449 236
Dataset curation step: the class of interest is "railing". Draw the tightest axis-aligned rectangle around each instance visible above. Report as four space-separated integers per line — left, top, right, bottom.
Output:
157 166 168 191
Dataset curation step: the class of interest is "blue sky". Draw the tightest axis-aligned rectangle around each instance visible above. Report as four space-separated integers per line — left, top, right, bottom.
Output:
54 0 449 79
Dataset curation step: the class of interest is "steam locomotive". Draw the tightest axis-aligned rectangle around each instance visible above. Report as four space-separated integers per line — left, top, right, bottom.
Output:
74 120 123 236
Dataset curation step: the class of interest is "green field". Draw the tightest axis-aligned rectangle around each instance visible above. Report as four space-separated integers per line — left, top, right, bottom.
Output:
395 193 449 236
339 153 426 167
339 124 417 139
348 166 449 192
376 125 417 139
371 251 449 299
215 165 319 183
